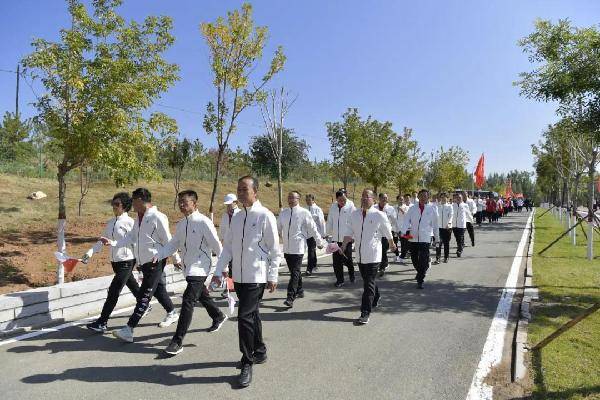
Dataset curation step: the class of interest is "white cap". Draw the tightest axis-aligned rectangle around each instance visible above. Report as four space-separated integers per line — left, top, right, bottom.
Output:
223 193 237 205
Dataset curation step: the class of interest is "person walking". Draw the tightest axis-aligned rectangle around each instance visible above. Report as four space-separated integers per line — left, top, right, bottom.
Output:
434 192 453 264
452 193 468 257
400 189 439 289
305 194 326 276
341 189 395 325
278 191 325 308
463 191 476 247
395 194 412 261
108 188 181 343
219 193 240 298
213 176 281 388
154 190 227 356
374 193 398 277
82 192 141 333
326 189 356 287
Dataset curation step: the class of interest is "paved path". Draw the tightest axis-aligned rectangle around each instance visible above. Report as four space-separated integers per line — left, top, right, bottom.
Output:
0 212 532 400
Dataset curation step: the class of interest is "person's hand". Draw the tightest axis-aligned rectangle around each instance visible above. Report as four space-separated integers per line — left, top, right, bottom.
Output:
389 243 397 253
81 254 90 264
267 281 277 292
151 256 158 264
211 273 224 287
317 244 324 250
100 237 110 245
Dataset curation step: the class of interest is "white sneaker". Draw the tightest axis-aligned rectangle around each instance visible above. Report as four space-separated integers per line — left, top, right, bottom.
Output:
112 325 134 343
159 311 179 328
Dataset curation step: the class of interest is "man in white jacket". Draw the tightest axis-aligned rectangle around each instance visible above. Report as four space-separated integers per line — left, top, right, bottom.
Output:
278 191 325 308
213 176 281 388
462 191 476 247
400 189 439 289
435 192 453 264
452 193 468 258
107 188 181 343
326 189 356 287
342 189 395 325
305 194 325 276
154 190 227 356
219 193 240 298
395 194 412 261
374 193 397 277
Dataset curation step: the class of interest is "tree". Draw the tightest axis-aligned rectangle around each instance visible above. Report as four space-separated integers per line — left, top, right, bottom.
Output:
201 3 286 219
517 19 600 259
390 127 425 196
22 0 179 283
165 137 192 209
326 108 361 189
424 146 470 192
249 128 309 180
0 111 32 162
258 87 297 209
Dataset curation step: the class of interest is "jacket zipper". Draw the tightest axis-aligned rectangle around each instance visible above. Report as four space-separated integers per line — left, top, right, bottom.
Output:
336 206 341 242
358 212 366 263
287 208 293 251
183 217 189 269
111 218 117 261
240 208 248 284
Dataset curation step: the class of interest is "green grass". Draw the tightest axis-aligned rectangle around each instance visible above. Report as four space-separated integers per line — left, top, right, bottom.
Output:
529 210 600 400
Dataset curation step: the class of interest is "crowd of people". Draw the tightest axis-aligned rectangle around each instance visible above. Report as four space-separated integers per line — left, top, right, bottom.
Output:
79 176 525 388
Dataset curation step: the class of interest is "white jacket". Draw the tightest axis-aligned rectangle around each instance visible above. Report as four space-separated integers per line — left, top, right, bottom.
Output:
465 198 476 223
452 203 469 229
326 202 356 242
374 203 398 232
344 207 393 264
437 203 454 229
86 213 135 262
157 210 222 277
306 203 326 236
219 207 241 240
400 203 440 243
395 203 410 232
278 205 325 255
215 200 282 283
111 206 181 265
476 199 485 212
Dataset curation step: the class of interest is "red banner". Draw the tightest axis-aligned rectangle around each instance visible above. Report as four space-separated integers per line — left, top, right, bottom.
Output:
474 154 485 189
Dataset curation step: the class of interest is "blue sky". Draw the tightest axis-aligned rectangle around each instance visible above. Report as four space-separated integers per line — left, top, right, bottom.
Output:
1 0 599 175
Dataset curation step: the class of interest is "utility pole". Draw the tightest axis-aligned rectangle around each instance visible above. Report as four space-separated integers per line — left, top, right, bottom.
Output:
15 64 20 116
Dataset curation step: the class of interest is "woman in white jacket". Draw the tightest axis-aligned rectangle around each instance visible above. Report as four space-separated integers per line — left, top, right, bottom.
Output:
82 192 139 333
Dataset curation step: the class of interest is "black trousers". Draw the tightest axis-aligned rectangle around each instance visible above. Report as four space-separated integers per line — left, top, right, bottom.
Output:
306 237 317 272
466 222 475 246
358 263 380 316
235 282 266 365
172 276 224 346
436 229 451 261
284 253 304 300
475 211 483 225
409 242 430 283
392 232 400 256
452 227 465 255
379 237 390 272
127 258 174 328
400 231 410 258
333 241 355 283
97 260 140 325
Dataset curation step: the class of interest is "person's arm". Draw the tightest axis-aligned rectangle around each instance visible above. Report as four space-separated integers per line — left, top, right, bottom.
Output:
203 219 223 276
400 208 412 235
304 213 326 247
432 208 440 243
341 214 354 251
214 224 233 278
83 222 111 262
325 206 333 237
263 213 282 286
155 222 183 261
317 208 326 236
104 224 134 248
156 215 182 264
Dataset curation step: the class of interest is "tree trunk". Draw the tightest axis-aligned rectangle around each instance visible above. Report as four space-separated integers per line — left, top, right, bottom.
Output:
277 159 283 211
208 148 224 222
57 167 67 284
587 150 597 261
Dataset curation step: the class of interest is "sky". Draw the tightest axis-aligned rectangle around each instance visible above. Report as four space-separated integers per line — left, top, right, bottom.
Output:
1 0 599 175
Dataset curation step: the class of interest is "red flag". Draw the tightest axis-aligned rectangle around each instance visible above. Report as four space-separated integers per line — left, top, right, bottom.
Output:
474 154 485 189
505 179 513 198
63 258 79 273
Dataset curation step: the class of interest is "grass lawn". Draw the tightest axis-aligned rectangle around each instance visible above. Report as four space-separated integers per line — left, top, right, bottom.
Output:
529 210 600 400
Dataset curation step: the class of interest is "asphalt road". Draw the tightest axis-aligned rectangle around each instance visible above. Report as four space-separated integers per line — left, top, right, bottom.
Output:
0 211 531 400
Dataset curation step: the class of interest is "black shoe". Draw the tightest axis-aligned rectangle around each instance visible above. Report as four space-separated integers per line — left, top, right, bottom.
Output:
373 293 380 308
457 252 462 258
164 341 183 356
296 291 305 298
443 258 448 263
433 259 440 265
378 270 385 278
254 353 267 364
239 364 252 388
304 270 312 276
207 314 228 332
86 320 107 333
283 299 293 308
355 314 370 325
349 277 355 284
334 282 344 288
417 282 424 289
472 242 475 247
